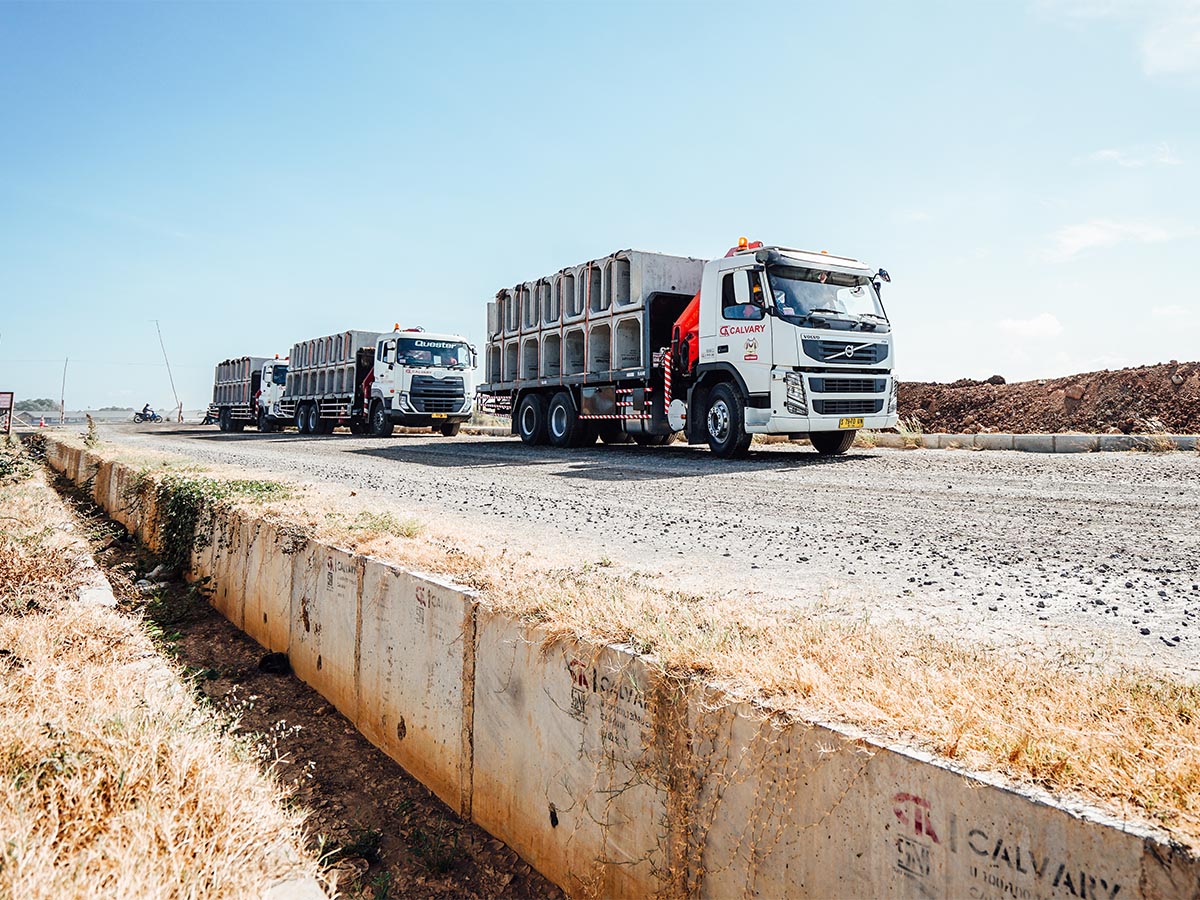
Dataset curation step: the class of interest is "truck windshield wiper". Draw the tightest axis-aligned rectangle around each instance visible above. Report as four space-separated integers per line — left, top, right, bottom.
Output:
808 307 845 316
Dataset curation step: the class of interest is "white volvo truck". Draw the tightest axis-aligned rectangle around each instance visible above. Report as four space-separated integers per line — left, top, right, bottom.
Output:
278 326 475 437
477 239 897 457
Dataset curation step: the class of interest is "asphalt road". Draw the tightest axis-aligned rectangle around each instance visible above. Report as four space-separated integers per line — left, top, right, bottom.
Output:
100 424 1200 680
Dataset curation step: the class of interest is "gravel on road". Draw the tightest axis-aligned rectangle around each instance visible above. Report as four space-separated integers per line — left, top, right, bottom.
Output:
101 424 1200 681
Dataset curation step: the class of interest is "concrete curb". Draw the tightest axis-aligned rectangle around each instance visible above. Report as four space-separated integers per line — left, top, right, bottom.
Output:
41 436 1200 899
874 432 1197 453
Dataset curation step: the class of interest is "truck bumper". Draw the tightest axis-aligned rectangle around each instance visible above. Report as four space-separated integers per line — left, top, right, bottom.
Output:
748 373 898 434
382 395 473 426
748 412 899 434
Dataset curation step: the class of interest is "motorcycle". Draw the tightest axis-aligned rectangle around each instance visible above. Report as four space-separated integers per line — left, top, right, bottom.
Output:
133 410 163 424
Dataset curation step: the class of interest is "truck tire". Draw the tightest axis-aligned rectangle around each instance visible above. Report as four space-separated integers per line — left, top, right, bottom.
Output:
257 410 274 433
633 432 677 447
218 408 230 432
812 430 856 456
349 418 369 435
547 392 586 449
516 393 549 445
440 422 462 437
705 383 752 458
307 403 324 435
370 401 394 437
228 418 246 433
598 425 631 445
295 404 311 434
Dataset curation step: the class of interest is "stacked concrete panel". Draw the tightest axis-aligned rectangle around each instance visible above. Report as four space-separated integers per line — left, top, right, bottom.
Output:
212 356 270 408
483 250 704 387
285 330 379 403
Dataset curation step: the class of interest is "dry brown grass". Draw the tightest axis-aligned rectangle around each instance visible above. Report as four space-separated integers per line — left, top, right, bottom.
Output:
0 456 318 899
54 435 1200 847
895 415 925 449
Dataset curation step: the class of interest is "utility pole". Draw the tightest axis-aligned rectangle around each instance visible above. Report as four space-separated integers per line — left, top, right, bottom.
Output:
60 357 68 424
154 319 182 421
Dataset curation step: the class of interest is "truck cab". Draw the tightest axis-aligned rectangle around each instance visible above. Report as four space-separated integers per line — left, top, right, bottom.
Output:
367 327 476 437
255 358 289 431
676 242 897 456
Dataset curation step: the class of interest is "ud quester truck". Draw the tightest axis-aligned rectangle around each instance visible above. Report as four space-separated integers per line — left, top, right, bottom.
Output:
275 326 475 436
210 356 289 432
477 239 897 458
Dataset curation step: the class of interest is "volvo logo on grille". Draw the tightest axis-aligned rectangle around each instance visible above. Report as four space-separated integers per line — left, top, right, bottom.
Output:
844 345 856 358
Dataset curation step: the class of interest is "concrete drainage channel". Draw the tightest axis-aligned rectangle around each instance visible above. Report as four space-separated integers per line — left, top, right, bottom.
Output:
43 435 1200 899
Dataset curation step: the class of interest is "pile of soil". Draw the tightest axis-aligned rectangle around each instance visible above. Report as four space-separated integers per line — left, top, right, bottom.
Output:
898 361 1200 434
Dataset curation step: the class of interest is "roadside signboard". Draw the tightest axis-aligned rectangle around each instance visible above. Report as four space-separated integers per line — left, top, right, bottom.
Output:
0 392 12 435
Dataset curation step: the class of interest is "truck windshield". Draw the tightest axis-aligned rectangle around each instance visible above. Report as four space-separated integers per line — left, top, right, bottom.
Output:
398 338 470 368
271 366 288 386
767 266 887 324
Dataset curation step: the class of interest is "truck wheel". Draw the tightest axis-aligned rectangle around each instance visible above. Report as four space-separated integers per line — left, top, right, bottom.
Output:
547 392 584 448
307 404 323 435
516 393 548 445
370 401 394 437
295 405 311 434
228 418 246 433
257 410 274 433
598 425 631 445
349 418 369 435
440 422 462 437
812 430 856 456
705 383 752 458
218 408 230 432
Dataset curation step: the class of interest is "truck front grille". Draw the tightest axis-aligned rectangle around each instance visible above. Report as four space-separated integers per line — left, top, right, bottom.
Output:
410 376 465 414
809 378 887 394
802 339 889 365
812 399 884 416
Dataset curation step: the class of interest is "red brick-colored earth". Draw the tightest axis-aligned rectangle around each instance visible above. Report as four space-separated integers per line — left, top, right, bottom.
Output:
898 361 1200 434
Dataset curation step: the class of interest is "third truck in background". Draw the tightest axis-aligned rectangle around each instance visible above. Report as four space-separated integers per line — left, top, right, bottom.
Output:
477 239 898 457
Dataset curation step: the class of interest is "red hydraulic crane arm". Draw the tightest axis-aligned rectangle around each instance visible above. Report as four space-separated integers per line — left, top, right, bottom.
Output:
670 238 763 380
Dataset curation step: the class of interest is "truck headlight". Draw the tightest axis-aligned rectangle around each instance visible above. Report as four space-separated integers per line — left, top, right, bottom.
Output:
398 392 410 411
784 372 808 416
887 380 898 415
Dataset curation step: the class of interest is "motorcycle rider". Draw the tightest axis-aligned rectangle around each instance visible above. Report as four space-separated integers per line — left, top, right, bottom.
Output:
141 403 153 418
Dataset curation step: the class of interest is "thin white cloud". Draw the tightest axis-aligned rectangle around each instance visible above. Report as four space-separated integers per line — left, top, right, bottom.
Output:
1036 0 1200 76
999 313 1065 339
1045 218 1187 260
1142 11 1200 74
1151 304 1195 319
1085 143 1182 167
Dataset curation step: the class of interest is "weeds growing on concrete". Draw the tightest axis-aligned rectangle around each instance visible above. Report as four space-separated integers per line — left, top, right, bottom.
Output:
895 416 924 449
852 429 878 449
337 510 425 539
131 470 293 572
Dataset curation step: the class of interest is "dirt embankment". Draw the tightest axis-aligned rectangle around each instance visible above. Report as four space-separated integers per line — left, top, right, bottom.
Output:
899 361 1200 434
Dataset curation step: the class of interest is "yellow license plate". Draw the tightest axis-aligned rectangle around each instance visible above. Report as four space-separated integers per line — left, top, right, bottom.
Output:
431 413 448 419
838 417 864 429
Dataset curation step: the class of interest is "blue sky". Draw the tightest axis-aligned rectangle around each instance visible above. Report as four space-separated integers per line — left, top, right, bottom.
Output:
1 0 1197 409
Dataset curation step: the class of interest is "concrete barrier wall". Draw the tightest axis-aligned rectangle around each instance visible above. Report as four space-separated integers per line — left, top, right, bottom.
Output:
875 432 1198 452
41 437 1200 899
